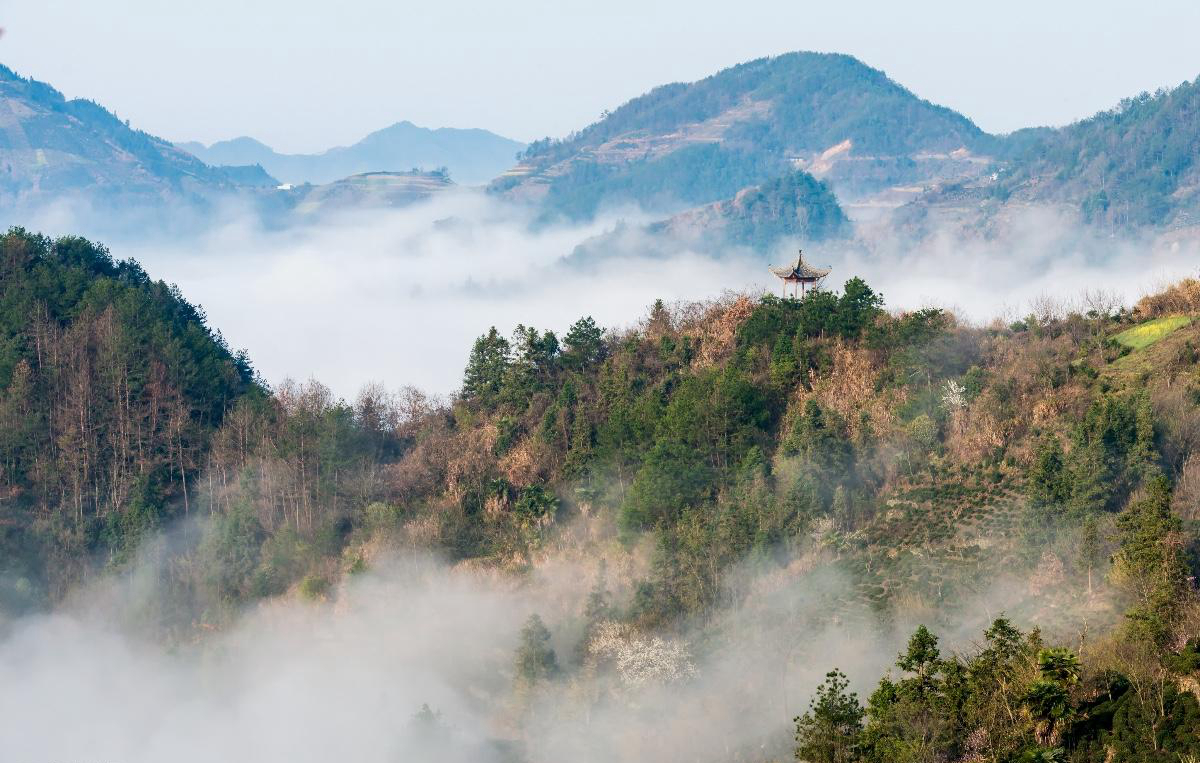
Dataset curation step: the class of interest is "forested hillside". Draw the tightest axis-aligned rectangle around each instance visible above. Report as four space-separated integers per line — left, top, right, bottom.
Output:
517 52 986 166
904 76 1200 234
0 229 260 605
653 169 850 248
1004 76 1200 228
493 52 992 225
0 65 267 215
2 229 1199 760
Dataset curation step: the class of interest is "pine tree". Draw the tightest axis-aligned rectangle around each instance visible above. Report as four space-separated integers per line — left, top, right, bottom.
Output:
575 561 615 664
897 625 942 700
502 325 559 408
1067 437 1112 517
1111 476 1188 647
1028 436 1069 520
462 326 511 404
794 669 864 763
514 613 560 688
1079 515 1100 596
562 316 605 370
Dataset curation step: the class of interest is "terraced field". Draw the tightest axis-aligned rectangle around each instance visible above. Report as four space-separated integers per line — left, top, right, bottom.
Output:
838 476 1028 612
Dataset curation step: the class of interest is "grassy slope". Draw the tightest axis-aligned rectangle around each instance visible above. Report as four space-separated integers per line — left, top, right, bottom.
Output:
1113 315 1193 350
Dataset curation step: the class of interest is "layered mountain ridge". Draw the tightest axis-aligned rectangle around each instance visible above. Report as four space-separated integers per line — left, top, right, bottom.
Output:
493 52 1200 246
179 120 525 187
4 53 1200 247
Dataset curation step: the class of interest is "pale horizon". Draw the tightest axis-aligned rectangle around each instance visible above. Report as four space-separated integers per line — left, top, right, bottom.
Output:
3 0 1199 153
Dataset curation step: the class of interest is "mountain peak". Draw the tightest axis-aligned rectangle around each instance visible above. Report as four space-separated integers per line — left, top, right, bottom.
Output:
497 48 990 226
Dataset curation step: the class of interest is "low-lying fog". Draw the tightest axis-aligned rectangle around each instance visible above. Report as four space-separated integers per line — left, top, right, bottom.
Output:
0 540 1062 763
30 190 1192 396
1 191 1184 760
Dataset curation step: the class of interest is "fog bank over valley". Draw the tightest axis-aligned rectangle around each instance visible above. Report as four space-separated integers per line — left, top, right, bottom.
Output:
101 194 1200 396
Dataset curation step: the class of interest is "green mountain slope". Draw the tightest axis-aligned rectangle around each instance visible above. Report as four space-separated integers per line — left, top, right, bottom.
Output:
1006 76 1200 227
526 52 987 162
904 76 1200 233
0 64 266 215
494 52 993 221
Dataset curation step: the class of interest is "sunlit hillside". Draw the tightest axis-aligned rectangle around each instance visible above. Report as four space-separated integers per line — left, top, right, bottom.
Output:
2 227 1198 761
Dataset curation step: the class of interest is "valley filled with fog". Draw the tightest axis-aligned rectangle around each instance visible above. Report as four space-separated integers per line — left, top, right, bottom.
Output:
65 192 1199 396
5 9 1200 761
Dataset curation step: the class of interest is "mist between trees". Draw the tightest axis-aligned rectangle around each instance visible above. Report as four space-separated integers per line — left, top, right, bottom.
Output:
41 190 1198 396
2 221 1200 760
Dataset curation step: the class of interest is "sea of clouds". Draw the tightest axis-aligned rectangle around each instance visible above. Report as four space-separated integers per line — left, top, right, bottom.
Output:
12 189 1199 397
0 191 1174 760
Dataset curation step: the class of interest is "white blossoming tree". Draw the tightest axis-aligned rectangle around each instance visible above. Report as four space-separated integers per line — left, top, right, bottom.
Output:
587 620 696 690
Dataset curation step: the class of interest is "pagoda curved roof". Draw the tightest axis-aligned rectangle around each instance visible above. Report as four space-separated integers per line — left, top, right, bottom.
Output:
768 251 831 281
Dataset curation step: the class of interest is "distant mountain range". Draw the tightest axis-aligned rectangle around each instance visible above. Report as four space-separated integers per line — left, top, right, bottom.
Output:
178 122 525 186
495 51 1200 245
0 62 504 231
3 53 1198 247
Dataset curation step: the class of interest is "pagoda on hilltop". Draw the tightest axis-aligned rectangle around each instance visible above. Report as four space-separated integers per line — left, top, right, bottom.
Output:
769 250 831 298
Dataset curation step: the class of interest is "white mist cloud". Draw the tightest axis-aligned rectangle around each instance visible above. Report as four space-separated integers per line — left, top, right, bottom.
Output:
0 540 1084 763
0 553 541 763
104 196 1198 399
840 207 1200 322
115 192 766 396
0 548 872 763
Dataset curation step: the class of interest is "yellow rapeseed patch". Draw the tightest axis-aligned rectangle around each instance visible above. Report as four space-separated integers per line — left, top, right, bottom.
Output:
1113 315 1193 350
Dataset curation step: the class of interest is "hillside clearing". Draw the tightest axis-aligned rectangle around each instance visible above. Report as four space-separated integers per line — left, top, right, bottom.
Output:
1113 315 1192 350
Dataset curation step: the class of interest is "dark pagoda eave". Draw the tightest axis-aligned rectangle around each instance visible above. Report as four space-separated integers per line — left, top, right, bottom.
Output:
768 249 831 281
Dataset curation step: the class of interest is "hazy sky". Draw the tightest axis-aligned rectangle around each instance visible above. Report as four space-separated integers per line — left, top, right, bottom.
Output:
3 0 1199 153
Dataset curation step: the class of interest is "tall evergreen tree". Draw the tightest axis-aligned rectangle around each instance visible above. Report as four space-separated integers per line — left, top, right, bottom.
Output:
562 316 605 370
514 613 560 688
462 326 511 404
795 669 864 763
1112 476 1189 647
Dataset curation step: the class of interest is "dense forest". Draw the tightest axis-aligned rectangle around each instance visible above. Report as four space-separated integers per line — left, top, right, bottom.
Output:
998 75 1200 228
530 143 793 222
1 228 1199 760
517 52 988 168
495 52 992 226
705 169 851 247
0 229 260 605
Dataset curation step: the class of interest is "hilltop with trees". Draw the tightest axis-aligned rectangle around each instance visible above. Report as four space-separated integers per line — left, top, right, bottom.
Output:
1 228 1199 759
